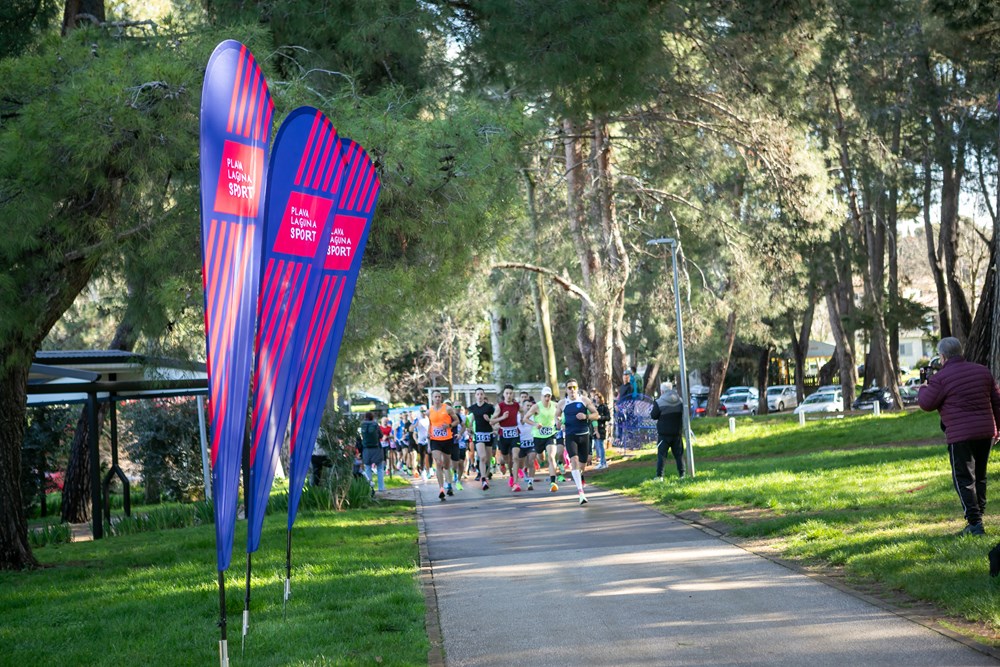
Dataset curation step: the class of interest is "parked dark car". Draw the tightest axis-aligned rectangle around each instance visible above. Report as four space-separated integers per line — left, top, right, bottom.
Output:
897 385 919 406
851 387 895 411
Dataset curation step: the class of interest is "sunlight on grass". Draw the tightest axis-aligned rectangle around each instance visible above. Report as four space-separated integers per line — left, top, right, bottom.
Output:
596 410 1000 635
0 506 426 666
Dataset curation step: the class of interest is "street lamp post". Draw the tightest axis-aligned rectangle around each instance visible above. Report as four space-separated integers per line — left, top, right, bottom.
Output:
647 237 695 477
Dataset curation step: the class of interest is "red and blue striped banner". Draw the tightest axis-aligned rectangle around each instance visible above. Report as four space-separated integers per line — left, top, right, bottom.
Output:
200 40 273 573
246 108 345 553
287 138 381 528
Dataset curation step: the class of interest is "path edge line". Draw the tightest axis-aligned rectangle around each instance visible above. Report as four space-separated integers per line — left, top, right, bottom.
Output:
415 485 446 667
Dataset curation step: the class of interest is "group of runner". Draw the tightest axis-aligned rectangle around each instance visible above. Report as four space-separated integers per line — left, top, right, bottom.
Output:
378 382 611 506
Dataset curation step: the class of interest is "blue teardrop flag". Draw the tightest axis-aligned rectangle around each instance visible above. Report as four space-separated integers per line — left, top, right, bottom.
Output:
286 138 381 530
200 40 272 574
246 108 344 553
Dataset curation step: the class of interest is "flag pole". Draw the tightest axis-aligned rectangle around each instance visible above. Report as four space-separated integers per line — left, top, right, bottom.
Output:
241 552 252 655
218 571 229 667
283 528 292 619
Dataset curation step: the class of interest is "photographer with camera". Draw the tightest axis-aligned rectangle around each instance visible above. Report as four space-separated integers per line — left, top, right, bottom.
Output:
918 337 1000 536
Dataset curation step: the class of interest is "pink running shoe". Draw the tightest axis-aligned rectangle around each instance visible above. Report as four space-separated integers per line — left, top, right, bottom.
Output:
518 468 524 479
513 484 522 492
508 476 514 488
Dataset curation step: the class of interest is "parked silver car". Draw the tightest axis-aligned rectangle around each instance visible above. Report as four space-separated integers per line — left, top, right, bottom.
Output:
721 391 758 416
792 390 843 414
721 386 759 400
765 385 799 412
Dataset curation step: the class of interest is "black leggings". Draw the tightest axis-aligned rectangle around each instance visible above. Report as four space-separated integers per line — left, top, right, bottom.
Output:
657 433 685 478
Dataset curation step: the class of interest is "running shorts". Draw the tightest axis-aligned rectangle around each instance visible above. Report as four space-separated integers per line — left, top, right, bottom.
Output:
519 440 534 457
429 439 452 454
450 439 463 462
533 435 555 455
564 432 591 463
498 436 519 456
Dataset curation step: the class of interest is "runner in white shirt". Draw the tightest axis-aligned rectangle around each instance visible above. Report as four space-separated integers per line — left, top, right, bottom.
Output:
517 395 536 491
411 407 431 481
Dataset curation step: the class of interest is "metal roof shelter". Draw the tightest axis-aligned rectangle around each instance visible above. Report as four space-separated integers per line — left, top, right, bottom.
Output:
26 350 209 539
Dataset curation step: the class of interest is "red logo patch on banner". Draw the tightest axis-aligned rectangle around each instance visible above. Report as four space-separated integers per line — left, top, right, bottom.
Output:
213 140 265 217
323 214 366 270
272 191 335 257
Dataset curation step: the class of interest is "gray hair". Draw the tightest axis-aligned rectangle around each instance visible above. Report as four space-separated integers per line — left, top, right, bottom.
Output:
937 337 962 359
659 382 671 395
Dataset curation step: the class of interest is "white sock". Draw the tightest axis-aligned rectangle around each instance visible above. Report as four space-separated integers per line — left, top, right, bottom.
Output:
571 469 582 492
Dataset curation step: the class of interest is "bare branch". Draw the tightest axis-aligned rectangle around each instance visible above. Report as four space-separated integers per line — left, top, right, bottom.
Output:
492 261 595 309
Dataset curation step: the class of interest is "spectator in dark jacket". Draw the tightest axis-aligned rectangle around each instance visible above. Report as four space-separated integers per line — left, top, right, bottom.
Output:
650 382 685 480
618 369 635 402
359 412 386 492
590 390 611 469
918 337 1000 535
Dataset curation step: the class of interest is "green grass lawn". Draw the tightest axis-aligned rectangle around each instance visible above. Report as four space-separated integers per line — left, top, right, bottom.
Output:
595 410 1000 637
1 503 426 666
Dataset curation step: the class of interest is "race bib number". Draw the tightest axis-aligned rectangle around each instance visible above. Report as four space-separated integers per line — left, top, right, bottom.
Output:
501 427 519 439
537 426 554 437
432 426 448 438
474 432 492 443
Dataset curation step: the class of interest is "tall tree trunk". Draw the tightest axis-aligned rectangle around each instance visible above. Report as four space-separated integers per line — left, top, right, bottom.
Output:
789 293 815 403
826 289 857 408
756 345 772 416
523 168 561 397
967 240 996 367
563 118 599 391
831 83 898 405
0 364 37 569
992 108 1000 379
643 360 660 396
939 139 973 344
706 311 737 417
489 309 503 386
2 253 92 568
562 116 628 402
61 314 137 523
62 0 105 34
594 118 630 393
530 277 560 398
862 199 900 405
923 150 951 337
888 112 901 377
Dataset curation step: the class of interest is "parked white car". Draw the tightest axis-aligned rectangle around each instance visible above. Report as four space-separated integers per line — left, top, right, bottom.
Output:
765 385 799 412
721 391 758 416
793 390 843 414
721 386 759 400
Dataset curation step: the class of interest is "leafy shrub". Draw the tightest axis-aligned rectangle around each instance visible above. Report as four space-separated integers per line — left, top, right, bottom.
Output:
28 522 72 548
346 477 374 509
318 410 362 510
104 500 214 537
20 405 74 516
120 398 205 504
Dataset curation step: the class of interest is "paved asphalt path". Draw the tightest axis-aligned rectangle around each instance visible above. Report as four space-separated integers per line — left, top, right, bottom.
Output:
417 477 997 666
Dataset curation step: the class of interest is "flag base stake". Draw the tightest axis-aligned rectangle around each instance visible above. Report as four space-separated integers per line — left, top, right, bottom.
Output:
217 570 229 667
283 528 292 619
241 552 252 656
